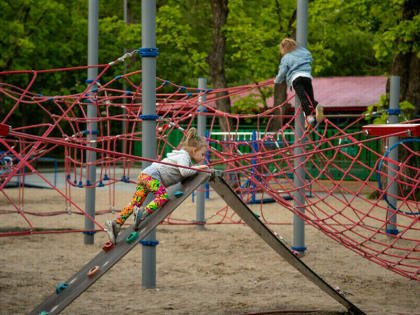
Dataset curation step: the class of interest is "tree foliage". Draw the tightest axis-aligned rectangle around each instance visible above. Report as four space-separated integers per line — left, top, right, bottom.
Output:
1 0 419 126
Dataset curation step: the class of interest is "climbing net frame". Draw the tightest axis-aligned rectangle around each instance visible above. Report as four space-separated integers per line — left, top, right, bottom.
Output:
0 60 419 281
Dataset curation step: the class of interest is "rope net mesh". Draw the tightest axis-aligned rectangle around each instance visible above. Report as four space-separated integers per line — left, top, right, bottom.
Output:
0 64 419 281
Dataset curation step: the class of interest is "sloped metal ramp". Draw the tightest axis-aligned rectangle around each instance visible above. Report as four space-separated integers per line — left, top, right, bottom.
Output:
30 172 211 315
32 172 364 314
208 175 365 315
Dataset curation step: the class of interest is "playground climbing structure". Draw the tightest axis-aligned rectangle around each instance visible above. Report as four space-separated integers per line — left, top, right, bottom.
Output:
0 63 419 281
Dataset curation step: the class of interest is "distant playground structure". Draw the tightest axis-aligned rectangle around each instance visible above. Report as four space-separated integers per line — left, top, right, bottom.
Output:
0 60 419 284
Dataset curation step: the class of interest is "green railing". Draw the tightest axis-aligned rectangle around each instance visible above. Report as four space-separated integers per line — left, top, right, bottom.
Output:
134 127 390 181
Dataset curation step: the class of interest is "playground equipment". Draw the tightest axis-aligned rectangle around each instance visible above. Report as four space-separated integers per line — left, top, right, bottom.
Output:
30 173 364 315
0 63 419 282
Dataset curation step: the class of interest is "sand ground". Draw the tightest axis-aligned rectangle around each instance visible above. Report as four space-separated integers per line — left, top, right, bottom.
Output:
0 187 419 315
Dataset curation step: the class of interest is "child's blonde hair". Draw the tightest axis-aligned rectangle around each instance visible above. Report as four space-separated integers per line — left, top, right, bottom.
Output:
181 128 207 150
280 38 298 55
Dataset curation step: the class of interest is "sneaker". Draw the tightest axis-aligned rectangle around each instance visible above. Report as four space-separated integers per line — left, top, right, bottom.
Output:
315 104 324 123
134 207 148 229
305 115 315 129
105 220 120 244
133 206 143 222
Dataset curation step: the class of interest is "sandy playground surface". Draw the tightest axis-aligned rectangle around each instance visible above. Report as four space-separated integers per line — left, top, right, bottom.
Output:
0 185 419 315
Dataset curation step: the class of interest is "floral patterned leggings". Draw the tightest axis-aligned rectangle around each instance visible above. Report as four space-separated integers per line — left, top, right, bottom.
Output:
116 174 169 225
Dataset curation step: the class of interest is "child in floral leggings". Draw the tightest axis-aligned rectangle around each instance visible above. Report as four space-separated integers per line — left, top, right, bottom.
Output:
105 127 208 244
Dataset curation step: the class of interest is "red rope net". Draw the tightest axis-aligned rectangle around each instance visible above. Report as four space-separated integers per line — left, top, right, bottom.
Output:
0 64 419 281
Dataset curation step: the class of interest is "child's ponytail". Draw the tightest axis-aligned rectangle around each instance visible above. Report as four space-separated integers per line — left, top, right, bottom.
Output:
280 38 298 55
181 127 207 150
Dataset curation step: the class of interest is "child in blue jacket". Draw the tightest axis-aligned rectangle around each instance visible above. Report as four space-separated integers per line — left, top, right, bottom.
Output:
274 38 323 127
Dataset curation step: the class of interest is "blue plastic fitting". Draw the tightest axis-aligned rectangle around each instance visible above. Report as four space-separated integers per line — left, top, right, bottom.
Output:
139 115 159 120
387 108 401 115
140 240 159 246
83 231 96 235
386 228 399 235
139 47 159 57
85 79 101 85
83 129 100 135
291 246 307 252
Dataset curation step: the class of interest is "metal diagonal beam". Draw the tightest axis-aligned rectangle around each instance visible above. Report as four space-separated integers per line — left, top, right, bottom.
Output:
209 175 365 315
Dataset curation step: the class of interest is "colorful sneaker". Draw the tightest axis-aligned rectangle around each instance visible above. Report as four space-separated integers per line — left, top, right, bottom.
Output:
305 115 315 129
315 104 324 123
105 220 120 244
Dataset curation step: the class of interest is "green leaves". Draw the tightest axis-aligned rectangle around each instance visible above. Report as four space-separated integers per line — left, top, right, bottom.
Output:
1 0 418 92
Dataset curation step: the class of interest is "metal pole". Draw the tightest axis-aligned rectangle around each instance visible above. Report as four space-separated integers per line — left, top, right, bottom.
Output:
386 76 400 235
196 78 207 230
84 0 98 245
141 0 158 288
122 0 128 154
292 0 308 256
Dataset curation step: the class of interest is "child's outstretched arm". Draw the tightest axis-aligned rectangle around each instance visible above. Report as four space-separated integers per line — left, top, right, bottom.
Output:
274 57 288 84
175 153 199 177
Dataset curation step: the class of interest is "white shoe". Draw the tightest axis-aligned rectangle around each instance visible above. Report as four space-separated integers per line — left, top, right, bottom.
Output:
134 207 148 229
105 220 120 244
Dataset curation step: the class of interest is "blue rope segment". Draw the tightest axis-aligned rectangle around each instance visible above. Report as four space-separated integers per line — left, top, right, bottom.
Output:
377 138 420 215
139 48 159 57
139 115 159 120
140 240 159 246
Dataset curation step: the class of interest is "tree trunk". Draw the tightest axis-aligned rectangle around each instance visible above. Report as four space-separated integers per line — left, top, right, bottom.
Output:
208 0 231 131
270 82 291 130
390 0 420 113
269 5 296 131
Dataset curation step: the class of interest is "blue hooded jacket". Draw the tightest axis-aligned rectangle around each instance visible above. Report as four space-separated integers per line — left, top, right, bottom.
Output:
274 46 313 87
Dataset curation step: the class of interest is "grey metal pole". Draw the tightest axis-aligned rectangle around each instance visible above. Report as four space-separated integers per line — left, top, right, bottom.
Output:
196 78 207 230
122 0 128 154
292 0 308 256
84 0 98 245
141 0 158 288
386 75 400 235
